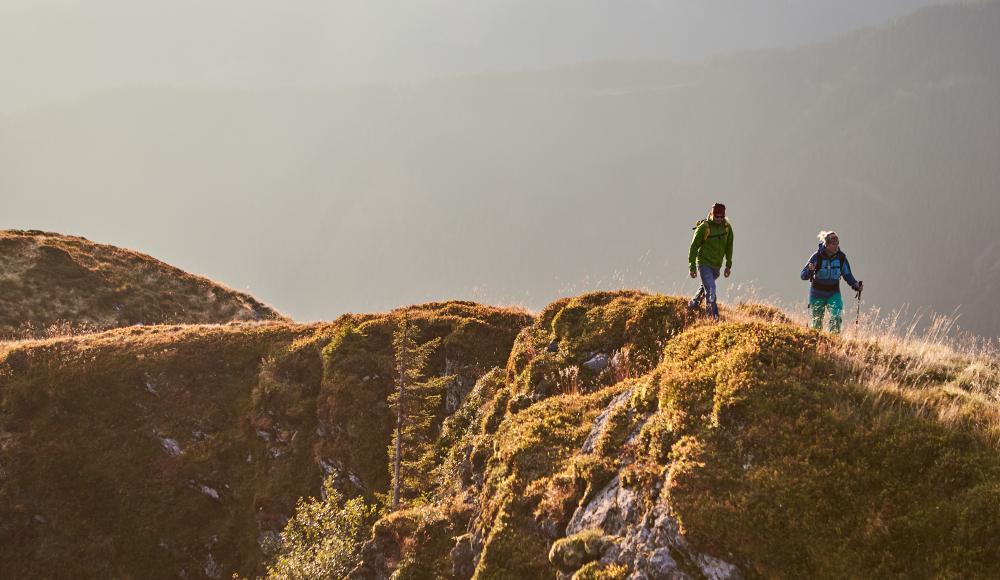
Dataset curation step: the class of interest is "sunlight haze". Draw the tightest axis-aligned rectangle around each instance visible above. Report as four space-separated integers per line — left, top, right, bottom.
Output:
3 0 997 338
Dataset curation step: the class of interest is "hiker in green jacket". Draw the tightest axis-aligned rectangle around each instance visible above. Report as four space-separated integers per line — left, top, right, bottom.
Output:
688 203 733 320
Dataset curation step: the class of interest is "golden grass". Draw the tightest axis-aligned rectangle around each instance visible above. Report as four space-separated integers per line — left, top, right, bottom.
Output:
823 308 1000 443
0 229 287 340
722 290 1000 443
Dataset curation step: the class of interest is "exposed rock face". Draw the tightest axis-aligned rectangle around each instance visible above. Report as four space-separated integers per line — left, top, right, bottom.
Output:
568 476 741 580
583 353 611 372
450 534 476 580
579 387 634 454
565 385 742 580
444 357 487 414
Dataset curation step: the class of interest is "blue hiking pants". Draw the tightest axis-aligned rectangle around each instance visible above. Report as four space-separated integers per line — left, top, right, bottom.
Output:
810 293 844 333
690 264 721 319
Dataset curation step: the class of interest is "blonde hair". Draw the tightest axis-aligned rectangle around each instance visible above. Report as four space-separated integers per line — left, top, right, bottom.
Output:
818 230 839 243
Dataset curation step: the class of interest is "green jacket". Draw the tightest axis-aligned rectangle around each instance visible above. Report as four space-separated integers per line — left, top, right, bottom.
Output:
688 219 734 270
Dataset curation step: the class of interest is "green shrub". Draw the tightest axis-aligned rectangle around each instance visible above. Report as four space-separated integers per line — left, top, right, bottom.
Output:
265 476 376 580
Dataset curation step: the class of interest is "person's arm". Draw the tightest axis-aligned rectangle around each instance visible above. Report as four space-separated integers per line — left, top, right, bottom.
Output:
801 252 819 280
725 224 734 269
841 255 861 290
688 224 705 272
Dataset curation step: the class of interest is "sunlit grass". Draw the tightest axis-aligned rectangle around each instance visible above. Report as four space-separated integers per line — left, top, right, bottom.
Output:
718 282 1000 443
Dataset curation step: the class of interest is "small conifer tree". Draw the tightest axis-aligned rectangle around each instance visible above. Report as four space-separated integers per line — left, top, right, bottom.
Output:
389 315 454 510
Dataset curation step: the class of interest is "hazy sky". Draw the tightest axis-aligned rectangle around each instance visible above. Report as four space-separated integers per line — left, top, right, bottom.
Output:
4 0 997 338
1 0 955 113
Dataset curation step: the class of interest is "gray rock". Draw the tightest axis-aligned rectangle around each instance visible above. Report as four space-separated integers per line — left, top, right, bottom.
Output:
649 548 684 578
565 390 743 580
451 534 476 580
159 437 182 457
581 387 634 454
583 353 611 372
446 374 475 414
567 477 637 536
319 458 370 495
204 553 221 578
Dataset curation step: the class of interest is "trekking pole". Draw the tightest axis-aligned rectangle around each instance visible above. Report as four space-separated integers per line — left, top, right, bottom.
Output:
854 286 863 328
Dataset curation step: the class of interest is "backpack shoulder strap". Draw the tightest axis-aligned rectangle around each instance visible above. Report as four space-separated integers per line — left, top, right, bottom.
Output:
692 219 712 240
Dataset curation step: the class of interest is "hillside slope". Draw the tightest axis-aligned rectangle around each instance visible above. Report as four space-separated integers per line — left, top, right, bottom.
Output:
0 230 285 338
348 292 1000 580
0 301 531 578
2 290 998 579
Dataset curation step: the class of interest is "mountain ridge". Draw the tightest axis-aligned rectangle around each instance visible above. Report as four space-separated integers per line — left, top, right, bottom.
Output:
0 229 285 339
1 284 997 578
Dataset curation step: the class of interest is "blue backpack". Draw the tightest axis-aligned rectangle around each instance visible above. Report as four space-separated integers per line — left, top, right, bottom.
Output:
810 243 847 292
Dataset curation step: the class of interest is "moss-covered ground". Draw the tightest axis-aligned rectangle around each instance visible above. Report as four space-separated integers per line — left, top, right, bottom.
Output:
372 292 1000 579
3 289 999 579
645 322 1000 578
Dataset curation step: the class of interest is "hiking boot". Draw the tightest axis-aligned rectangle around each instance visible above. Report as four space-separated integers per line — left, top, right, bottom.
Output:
688 288 705 313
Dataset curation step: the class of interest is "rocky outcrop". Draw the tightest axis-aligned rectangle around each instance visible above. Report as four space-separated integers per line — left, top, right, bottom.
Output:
562 385 742 580
567 476 741 580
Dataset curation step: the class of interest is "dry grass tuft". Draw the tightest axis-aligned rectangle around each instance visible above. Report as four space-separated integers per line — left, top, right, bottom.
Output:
821 308 1000 442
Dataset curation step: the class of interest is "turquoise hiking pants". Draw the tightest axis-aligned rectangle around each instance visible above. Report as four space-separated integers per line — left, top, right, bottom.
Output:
810 293 844 333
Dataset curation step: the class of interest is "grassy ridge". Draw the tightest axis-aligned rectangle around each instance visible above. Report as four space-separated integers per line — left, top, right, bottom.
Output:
352 292 1000 579
0 230 285 339
652 323 1000 577
2 289 998 579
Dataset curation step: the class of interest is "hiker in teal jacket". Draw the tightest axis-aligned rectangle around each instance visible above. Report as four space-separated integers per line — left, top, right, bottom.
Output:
688 203 733 319
800 230 864 333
